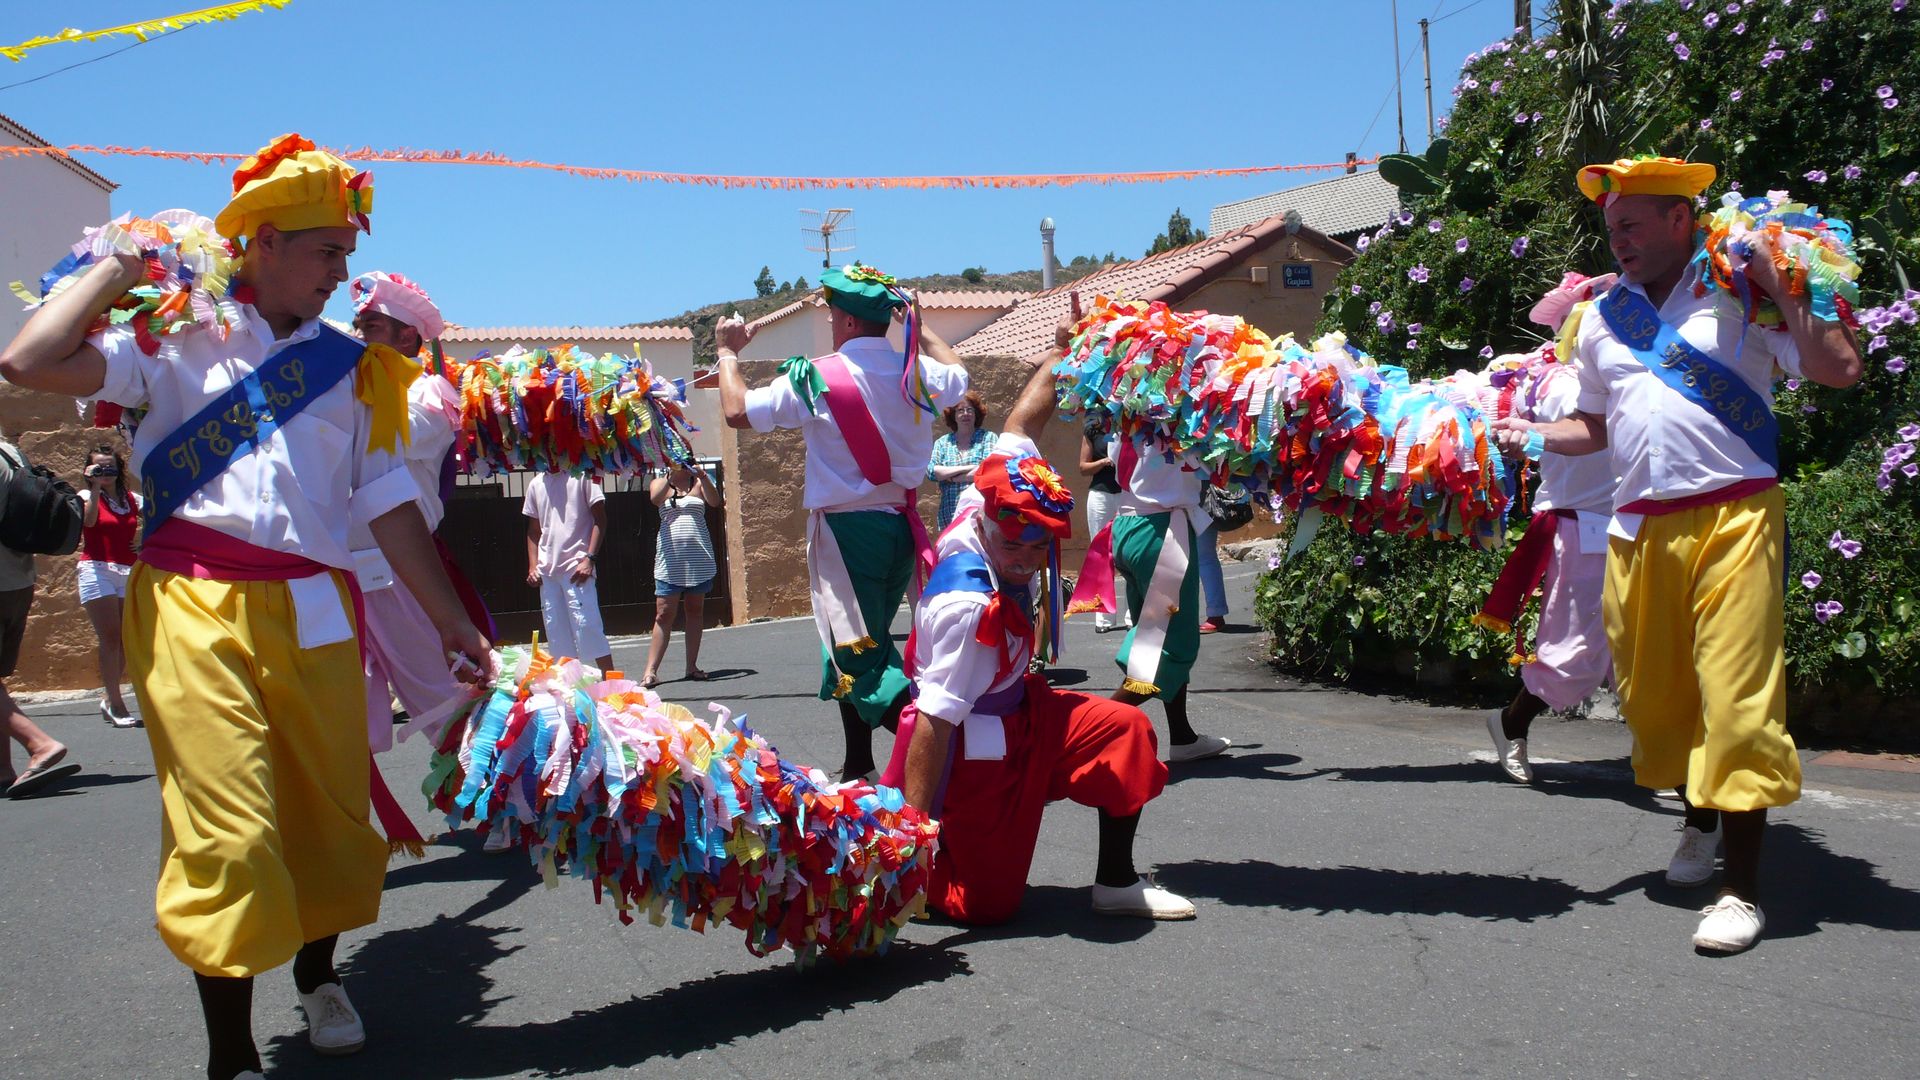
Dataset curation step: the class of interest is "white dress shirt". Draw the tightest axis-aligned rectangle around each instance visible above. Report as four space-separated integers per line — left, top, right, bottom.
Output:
87 303 419 572
1575 272 1804 517
744 337 969 510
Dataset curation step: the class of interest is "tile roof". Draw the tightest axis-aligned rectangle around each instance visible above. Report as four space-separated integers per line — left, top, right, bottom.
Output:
955 216 1353 358
0 112 117 194
746 288 1029 331
1209 170 1399 239
440 323 693 343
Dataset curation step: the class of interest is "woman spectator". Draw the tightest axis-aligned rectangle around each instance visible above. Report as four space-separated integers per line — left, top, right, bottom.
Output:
640 462 722 689
1078 409 1132 633
76 446 140 726
927 391 995 530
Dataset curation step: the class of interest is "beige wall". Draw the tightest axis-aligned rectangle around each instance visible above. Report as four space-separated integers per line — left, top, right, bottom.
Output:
718 355 1284 622
740 306 1014 365
2 129 117 692
443 335 716 459
1177 231 1351 343
1 133 113 346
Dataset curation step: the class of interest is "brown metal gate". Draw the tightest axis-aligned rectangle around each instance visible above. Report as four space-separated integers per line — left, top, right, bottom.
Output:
437 466 733 646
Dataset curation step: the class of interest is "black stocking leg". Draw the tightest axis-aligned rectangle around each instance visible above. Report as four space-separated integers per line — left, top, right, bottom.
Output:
1095 810 1142 887
1678 789 1721 834
292 935 339 995
838 703 876 780
1719 808 1767 902
1502 688 1549 741
1163 685 1197 746
193 973 259 1080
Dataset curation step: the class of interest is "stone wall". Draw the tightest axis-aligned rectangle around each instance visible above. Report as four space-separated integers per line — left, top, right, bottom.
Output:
0 382 126 693
718 355 1283 622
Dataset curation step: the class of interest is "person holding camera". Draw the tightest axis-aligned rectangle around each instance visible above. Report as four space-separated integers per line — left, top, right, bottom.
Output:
0 435 79 798
77 445 141 727
639 462 722 688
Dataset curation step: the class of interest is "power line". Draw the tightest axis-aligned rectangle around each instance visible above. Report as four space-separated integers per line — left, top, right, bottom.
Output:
1431 0 1495 26
0 25 193 94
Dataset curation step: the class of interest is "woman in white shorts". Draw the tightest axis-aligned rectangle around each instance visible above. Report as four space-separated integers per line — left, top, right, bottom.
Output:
76 446 140 727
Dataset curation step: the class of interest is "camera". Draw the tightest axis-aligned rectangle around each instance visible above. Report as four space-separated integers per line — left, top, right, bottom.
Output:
87 464 119 478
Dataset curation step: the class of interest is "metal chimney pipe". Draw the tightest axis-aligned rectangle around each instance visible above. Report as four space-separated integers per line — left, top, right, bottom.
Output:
1040 217 1057 290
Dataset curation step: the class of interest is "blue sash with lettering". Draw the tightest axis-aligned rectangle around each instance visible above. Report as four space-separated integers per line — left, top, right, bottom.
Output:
1596 285 1779 471
139 324 366 538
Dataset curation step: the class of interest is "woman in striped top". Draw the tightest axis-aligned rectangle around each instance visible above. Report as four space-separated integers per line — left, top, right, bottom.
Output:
640 463 721 689
927 392 995 530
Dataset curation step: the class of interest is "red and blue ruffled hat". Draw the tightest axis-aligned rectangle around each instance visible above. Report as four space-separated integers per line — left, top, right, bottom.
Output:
975 452 1074 542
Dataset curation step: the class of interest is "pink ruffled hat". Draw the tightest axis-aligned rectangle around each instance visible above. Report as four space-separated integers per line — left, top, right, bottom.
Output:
1527 271 1618 331
351 270 445 340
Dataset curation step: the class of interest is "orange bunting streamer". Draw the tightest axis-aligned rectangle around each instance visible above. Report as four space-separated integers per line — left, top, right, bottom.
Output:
0 143 1379 191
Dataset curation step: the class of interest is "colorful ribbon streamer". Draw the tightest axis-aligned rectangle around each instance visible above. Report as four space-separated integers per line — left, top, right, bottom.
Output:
0 143 1378 190
1 1 291 62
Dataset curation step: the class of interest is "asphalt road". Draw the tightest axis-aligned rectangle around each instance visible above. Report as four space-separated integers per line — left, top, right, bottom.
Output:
4 557 1917 1079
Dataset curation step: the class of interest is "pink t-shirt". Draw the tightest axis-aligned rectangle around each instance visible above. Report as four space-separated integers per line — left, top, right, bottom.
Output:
521 473 605 578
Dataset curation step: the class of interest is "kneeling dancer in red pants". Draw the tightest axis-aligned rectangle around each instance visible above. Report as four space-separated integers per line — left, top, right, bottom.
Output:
882 362 1193 923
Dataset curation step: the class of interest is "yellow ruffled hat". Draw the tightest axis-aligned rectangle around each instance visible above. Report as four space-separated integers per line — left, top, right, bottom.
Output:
214 133 373 242
1576 156 1717 205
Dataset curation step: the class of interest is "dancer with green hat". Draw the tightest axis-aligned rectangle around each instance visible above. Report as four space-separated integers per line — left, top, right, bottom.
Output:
717 264 971 779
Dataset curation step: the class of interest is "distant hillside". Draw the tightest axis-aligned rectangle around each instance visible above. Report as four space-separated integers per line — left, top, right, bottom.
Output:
653 261 1118 364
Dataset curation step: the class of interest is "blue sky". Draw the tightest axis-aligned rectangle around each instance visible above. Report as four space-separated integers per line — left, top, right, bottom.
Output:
2 0 1517 328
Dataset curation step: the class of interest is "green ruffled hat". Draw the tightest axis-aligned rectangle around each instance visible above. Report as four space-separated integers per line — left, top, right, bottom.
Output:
820 263 907 324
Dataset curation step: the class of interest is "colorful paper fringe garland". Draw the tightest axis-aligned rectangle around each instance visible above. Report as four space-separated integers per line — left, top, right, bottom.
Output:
1693 190 1863 326
424 647 939 964
448 345 697 476
9 210 242 357
1055 296 1517 548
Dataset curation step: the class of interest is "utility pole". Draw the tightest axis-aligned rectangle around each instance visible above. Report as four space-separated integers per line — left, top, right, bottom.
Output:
1420 17 1435 143
1391 0 1407 152
1514 0 1532 39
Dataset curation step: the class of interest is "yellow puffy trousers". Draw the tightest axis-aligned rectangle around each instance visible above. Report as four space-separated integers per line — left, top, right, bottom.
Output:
124 563 386 978
1603 486 1800 812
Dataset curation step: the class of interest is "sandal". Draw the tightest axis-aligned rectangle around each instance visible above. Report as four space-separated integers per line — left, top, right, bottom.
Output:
8 751 80 799
640 674 660 689
685 669 710 681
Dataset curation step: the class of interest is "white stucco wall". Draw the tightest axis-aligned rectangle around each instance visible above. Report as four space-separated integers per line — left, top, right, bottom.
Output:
0 128 114 347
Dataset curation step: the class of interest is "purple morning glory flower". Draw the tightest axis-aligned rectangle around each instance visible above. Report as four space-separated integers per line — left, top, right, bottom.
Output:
1676 43 1692 59
1350 284 1363 295
1459 277 1476 292
1830 530 1863 559
1822 79 1836 92
1886 98 1901 110
1428 219 1445 233
1398 211 1415 227
1801 571 1823 589
1405 338 1421 350
1408 323 1424 335
1700 119 1713 130
1906 463 1920 479
1806 170 1828 183
1369 300 1383 314
1844 165 1864 180
1478 346 1495 359
1408 264 1432 284
1801 39 1814 50
1455 238 1471 253
1377 313 1395 332
1353 555 1367 567
1879 85 1897 99
1869 334 1889 352
1814 600 1844 624
1889 356 1910 373
1267 551 1284 570
1356 236 1371 252
1786 378 1801 391
1899 424 1920 440
1510 236 1531 257
1814 7 1828 21
1705 11 1721 27
1730 89 1744 101
1733 20 1747 34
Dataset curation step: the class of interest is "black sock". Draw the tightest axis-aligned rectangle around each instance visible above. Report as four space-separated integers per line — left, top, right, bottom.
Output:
292 935 338 995
1165 686 1197 745
1501 690 1547 741
838 704 876 777
1678 790 1721 834
1095 811 1141 887
194 973 259 1080
1719 808 1767 901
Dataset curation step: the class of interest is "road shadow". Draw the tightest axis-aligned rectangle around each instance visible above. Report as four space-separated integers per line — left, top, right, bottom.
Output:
1157 857 1643 922
1285 758 1665 811
6 770 152 799
265 898 968 1078
929 884 1158 948
1041 666 1090 687
1164 748 1304 784
659 667 757 685
1637 819 1920 942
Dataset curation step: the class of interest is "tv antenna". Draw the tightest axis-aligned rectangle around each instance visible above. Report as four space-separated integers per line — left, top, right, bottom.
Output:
801 208 856 269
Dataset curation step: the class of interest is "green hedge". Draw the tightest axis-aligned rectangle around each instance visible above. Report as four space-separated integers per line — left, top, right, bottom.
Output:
1260 0 1920 734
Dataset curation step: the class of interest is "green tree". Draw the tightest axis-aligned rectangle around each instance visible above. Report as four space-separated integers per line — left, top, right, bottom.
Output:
793 274 810 292
1146 208 1206 256
961 266 986 284
753 266 776 298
